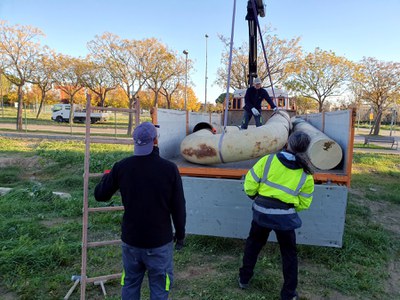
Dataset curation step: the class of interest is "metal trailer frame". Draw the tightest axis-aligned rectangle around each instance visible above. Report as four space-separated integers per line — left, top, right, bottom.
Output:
154 108 355 248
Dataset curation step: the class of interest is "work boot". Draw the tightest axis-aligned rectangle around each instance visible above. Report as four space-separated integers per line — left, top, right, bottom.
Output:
238 278 248 289
281 293 299 300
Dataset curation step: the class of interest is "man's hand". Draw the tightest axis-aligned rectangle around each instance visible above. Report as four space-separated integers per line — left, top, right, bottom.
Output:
273 107 283 115
251 107 260 116
174 234 185 250
175 239 185 251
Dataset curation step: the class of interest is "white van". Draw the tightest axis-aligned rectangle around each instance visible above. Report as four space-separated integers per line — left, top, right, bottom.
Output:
51 104 109 123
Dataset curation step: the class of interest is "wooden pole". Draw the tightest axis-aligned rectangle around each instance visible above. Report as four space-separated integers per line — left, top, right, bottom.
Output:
80 94 91 300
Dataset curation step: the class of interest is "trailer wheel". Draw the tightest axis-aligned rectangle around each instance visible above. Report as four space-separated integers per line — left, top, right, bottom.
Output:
56 116 63 123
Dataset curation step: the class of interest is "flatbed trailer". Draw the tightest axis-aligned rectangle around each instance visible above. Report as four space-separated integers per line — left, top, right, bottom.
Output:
154 108 355 248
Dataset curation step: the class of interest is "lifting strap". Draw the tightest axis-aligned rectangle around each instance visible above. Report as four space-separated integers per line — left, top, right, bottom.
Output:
249 0 277 100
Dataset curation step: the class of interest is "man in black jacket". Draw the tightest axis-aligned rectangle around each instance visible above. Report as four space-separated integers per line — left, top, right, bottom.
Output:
241 77 277 129
94 122 186 300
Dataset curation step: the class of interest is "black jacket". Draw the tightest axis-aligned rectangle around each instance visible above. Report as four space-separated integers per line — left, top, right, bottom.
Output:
94 147 186 248
243 86 276 113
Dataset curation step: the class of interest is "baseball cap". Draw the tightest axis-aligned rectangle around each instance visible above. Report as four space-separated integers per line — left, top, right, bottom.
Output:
253 78 262 85
133 122 157 156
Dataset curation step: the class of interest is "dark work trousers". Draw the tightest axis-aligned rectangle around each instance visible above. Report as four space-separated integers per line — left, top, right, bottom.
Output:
241 109 263 129
121 241 173 300
239 220 298 300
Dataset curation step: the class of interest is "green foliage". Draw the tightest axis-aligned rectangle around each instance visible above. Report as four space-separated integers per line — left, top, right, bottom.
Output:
0 165 25 187
215 92 233 104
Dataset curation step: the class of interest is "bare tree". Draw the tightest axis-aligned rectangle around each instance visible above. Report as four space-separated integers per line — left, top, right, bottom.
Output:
52 54 85 123
144 42 187 108
87 33 146 135
352 57 400 135
0 21 44 130
28 47 55 118
159 56 186 109
285 48 353 112
216 26 302 91
80 57 117 107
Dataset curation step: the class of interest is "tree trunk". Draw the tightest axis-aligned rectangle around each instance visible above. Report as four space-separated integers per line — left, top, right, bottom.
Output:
154 91 159 108
69 96 74 124
127 97 134 136
16 85 23 131
372 110 382 135
318 100 323 112
36 91 46 119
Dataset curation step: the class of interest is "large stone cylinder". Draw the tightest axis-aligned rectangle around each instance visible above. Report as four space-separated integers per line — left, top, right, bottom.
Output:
292 118 343 170
180 111 291 165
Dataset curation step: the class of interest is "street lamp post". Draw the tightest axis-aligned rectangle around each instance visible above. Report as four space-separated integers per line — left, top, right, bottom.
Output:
0 69 3 118
183 50 188 111
204 34 208 112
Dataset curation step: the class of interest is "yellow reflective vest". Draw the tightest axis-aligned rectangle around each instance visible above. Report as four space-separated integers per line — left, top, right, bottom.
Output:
244 153 314 212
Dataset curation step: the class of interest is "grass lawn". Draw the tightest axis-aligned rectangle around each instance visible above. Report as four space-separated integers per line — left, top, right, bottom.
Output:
0 137 399 299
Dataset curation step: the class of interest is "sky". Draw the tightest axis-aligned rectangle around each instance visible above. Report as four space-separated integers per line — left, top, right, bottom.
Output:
1 0 400 104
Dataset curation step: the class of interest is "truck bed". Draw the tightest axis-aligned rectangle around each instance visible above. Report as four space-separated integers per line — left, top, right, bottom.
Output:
172 155 348 185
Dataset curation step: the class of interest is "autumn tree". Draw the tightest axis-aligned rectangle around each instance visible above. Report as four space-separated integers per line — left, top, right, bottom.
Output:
160 80 182 109
143 40 192 109
105 87 129 108
166 86 200 111
185 87 201 112
159 57 187 109
216 26 302 91
285 48 353 112
0 21 44 130
27 47 56 118
52 54 85 123
351 57 400 135
0 71 13 115
291 96 319 114
80 57 117 107
87 33 147 135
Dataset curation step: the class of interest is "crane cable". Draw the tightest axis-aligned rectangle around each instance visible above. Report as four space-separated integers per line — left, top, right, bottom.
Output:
218 0 237 164
219 0 277 163
250 0 277 101
222 0 237 130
